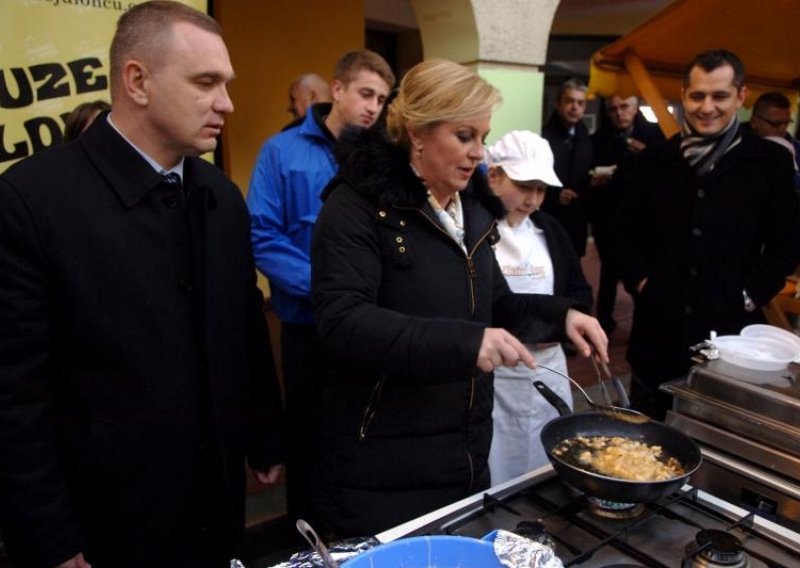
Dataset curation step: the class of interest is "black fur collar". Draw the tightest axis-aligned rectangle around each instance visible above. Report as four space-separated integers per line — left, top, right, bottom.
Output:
323 126 505 219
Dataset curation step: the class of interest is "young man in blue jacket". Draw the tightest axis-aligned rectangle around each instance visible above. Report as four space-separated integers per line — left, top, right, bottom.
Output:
246 49 394 521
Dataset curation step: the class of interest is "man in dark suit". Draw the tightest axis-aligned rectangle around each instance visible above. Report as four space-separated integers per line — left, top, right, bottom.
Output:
589 95 664 333
541 79 593 257
747 91 800 191
618 50 800 419
0 2 284 567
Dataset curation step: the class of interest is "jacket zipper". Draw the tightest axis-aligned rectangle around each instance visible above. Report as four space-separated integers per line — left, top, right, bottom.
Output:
466 375 476 489
358 375 386 441
465 224 496 315
397 206 491 490
468 376 475 409
466 449 475 490
463 225 493 493
404 205 496 316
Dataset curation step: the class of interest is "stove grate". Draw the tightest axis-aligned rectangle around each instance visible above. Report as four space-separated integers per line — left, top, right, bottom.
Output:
562 490 692 568
432 476 800 567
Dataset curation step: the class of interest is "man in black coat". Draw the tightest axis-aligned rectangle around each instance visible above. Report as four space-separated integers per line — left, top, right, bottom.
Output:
746 91 800 192
541 79 593 257
589 96 664 333
618 50 800 419
0 2 284 567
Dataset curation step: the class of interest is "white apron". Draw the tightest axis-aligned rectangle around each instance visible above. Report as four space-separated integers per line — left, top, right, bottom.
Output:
488 218 574 485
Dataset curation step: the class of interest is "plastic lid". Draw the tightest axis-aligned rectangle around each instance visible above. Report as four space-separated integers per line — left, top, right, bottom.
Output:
740 324 800 363
712 335 796 372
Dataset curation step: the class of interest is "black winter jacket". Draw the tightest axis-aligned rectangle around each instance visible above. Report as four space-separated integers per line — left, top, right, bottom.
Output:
589 116 664 227
529 210 593 309
618 129 800 383
310 129 577 536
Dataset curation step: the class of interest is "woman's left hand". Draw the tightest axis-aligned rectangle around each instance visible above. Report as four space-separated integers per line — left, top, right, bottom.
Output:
564 309 609 362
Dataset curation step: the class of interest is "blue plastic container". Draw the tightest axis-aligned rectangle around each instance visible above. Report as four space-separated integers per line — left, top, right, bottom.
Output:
341 533 503 567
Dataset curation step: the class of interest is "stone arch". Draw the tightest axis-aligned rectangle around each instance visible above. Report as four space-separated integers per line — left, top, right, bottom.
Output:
409 0 561 139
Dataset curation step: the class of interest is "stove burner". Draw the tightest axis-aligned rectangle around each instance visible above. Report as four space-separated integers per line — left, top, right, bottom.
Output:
587 497 645 519
684 529 748 568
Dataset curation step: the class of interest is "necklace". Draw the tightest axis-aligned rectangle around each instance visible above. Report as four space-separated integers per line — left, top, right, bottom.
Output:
410 162 466 248
444 194 464 231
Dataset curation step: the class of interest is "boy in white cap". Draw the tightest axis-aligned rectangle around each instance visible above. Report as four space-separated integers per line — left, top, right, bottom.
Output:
485 130 594 484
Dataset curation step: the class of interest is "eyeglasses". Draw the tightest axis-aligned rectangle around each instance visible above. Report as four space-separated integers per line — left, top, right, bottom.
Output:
753 113 793 128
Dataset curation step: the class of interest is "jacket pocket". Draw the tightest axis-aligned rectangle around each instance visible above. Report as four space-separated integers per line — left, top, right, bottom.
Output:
358 375 386 441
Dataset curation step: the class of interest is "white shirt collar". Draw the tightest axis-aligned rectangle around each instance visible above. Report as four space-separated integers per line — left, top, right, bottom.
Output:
107 113 184 181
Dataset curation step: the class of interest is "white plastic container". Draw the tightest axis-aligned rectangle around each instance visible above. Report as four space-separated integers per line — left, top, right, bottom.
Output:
740 324 800 363
712 335 796 372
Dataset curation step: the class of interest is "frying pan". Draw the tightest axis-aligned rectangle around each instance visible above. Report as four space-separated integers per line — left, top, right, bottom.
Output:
534 381 702 503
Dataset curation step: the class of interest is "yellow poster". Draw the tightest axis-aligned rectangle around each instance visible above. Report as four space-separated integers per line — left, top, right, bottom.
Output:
0 0 208 173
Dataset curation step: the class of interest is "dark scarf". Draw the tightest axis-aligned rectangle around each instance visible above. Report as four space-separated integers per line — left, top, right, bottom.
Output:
680 115 741 177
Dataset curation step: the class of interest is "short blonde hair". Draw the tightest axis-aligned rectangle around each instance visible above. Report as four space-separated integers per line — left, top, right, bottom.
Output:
386 59 501 147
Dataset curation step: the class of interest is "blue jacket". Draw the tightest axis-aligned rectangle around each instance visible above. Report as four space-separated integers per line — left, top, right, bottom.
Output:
247 103 336 324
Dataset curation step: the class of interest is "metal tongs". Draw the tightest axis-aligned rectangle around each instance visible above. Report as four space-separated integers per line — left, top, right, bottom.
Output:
589 349 631 409
536 349 648 424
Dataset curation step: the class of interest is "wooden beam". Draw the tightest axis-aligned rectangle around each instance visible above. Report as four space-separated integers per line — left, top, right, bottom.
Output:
623 48 680 138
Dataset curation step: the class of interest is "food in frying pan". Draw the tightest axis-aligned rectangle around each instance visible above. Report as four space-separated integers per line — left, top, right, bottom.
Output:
552 435 685 481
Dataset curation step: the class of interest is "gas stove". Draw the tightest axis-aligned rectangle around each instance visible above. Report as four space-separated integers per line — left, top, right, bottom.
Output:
378 467 800 567
662 360 800 531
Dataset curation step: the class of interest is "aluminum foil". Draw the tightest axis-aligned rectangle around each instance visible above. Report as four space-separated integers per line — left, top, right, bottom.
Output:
266 536 380 568
691 338 719 361
491 529 564 568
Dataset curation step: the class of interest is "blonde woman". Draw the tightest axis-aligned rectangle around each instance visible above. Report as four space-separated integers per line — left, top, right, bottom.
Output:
485 130 593 485
310 60 606 536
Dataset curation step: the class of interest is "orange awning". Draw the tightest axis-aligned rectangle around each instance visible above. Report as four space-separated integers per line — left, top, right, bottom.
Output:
588 0 800 137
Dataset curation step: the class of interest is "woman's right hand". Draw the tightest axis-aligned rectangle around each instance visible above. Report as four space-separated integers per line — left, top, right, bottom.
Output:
477 328 536 372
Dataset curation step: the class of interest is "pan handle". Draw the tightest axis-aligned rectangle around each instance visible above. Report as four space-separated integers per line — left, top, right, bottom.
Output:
532 380 573 417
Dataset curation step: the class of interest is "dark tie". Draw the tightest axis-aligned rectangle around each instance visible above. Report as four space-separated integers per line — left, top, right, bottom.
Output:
161 172 186 208
162 172 182 187
565 132 574 152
